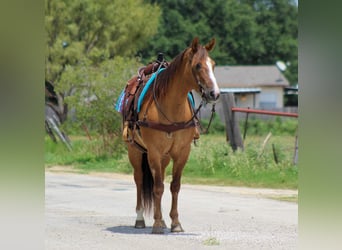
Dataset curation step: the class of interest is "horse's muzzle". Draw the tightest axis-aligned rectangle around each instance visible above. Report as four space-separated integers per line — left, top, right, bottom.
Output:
209 90 220 101
203 89 220 103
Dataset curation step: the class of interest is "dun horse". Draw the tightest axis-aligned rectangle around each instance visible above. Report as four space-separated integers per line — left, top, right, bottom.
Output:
119 37 219 234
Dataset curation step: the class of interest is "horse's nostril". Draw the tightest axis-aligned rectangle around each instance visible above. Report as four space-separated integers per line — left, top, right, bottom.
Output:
210 91 220 100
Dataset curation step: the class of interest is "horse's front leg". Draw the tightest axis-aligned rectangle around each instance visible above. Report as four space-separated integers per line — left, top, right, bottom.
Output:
149 153 165 234
169 169 185 232
169 146 190 233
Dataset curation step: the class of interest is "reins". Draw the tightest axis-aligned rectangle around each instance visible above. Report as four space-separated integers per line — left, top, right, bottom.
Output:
198 103 216 134
131 54 217 138
147 58 215 132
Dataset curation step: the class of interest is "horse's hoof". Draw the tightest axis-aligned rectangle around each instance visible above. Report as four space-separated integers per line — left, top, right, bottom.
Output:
151 226 164 234
161 220 167 229
171 224 184 233
135 220 146 228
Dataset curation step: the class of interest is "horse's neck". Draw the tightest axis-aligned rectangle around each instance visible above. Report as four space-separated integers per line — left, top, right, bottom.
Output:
157 65 195 121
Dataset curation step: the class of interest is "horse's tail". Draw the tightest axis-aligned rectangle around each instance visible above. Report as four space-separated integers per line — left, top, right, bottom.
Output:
141 152 154 214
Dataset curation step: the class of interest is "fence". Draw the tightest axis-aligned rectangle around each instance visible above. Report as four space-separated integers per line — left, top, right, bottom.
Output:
216 93 298 164
199 103 298 122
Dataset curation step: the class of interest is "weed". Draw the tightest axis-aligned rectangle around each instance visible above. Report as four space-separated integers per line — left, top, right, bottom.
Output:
203 237 220 246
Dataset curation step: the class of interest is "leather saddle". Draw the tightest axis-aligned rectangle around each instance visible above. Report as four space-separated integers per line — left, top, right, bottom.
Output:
119 54 169 148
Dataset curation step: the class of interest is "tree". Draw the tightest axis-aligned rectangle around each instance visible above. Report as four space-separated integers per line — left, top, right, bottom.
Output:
46 0 160 82
45 0 160 151
245 0 298 84
59 57 140 154
140 0 297 84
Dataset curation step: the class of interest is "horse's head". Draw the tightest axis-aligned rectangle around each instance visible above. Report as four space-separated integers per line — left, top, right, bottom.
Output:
188 37 220 103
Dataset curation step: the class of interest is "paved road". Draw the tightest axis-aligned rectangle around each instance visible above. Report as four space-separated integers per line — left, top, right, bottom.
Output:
45 171 297 250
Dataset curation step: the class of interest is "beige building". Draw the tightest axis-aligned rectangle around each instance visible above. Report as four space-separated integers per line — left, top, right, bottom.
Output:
192 65 291 120
214 65 290 109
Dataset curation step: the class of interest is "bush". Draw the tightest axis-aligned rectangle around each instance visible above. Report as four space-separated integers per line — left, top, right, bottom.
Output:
59 57 140 155
241 117 298 136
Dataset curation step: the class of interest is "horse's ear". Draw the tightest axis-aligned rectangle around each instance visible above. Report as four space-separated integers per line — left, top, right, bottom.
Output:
205 38 216 52
191 37 200 53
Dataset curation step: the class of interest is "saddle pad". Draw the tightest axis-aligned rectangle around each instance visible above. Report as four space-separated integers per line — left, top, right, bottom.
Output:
137 68 166 112
115 89 125 113
115 67 195 114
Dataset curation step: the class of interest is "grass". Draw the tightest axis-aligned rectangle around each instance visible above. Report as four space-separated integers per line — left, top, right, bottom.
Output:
45 135 131 173
179 134 298 189
45 132 298 190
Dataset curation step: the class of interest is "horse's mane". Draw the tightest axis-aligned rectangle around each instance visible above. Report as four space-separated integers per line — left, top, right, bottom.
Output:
152 45 209 99
152 48 188 99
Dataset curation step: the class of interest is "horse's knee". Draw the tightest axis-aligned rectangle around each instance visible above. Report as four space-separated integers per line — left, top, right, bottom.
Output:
153 181 164 198
170 179 181 193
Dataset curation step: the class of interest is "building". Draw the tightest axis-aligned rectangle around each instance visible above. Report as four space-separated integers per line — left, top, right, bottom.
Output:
214 65 290 109
193 65 291 121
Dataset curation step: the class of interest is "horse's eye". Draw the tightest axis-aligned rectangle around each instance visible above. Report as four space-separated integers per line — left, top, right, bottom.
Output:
195 63 202 70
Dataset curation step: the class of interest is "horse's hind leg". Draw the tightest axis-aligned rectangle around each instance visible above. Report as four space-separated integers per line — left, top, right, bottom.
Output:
127 145 145 228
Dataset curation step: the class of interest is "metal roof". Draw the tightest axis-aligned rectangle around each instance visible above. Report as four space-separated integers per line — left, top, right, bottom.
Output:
214 65 290 87
220 87 261 93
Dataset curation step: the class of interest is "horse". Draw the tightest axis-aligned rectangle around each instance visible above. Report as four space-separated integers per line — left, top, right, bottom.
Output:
123 37 220 234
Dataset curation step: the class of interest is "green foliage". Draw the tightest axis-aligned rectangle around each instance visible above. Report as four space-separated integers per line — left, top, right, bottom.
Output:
243 117 298 136
140 0 298 84
45 0 160 151
45 0 160 82
58 57 140 154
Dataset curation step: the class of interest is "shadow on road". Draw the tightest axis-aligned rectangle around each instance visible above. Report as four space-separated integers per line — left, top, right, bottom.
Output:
106 226 199 236
106 226 153 235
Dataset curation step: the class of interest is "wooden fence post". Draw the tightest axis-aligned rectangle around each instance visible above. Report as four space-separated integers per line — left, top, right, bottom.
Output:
293 130 299 165
221 93 244 151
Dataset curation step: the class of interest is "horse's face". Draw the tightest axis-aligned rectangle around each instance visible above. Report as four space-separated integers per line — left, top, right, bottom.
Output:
189 37 220 103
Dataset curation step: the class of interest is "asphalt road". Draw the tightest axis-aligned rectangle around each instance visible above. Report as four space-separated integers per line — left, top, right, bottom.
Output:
45 171 297 250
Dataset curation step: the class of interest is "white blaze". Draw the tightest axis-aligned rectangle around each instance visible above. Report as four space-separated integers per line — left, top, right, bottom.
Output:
206 58 220 96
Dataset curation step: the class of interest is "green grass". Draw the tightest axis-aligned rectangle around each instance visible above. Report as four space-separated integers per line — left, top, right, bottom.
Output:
179 134 298 189
45 136 132 174
45 132 298 189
